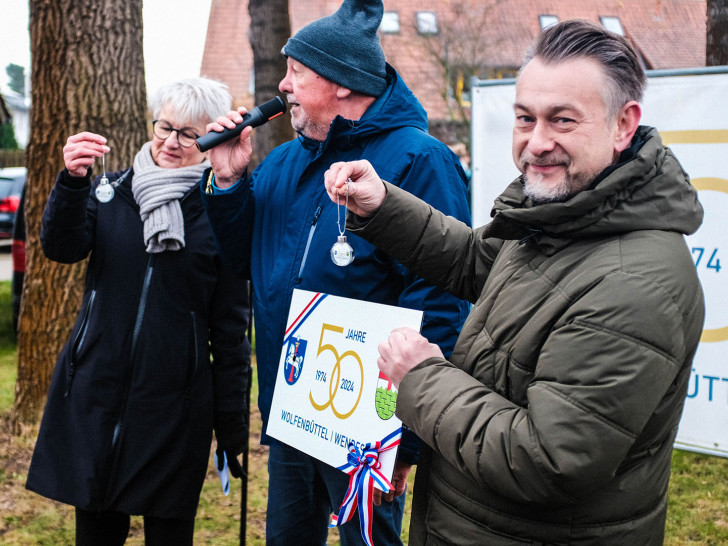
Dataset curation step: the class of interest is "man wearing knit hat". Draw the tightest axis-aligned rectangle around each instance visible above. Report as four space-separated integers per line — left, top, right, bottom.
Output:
200 0 471 544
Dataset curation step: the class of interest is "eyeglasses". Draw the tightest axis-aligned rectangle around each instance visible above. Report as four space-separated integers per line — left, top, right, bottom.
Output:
152 120 200 148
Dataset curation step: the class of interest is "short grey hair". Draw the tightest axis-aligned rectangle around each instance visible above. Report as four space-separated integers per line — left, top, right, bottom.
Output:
149 77 232 124
521 19 646 121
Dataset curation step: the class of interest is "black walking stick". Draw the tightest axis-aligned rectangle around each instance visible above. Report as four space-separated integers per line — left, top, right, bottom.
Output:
240 361 252 545
240 283 254 545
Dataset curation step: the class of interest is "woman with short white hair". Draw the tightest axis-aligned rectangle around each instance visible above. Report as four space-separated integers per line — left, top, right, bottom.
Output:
26 77 251 546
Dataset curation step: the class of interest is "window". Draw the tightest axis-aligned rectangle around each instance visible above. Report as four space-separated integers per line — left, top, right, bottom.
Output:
416 11 438 35
539 15 558 29
451 69 472 107
600 16 625 35
381 11 400 34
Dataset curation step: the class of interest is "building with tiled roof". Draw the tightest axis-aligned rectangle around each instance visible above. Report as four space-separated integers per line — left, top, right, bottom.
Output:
201 0 706 128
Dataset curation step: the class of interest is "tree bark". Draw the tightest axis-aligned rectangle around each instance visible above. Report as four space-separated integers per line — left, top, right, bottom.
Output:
12 0 147 430
248 0 293 169
707 0 728 65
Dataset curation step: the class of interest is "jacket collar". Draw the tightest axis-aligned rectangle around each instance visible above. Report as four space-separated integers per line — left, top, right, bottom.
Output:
485 126 703 253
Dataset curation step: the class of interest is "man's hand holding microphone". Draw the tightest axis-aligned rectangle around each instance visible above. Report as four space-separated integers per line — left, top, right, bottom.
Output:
197 97 286 189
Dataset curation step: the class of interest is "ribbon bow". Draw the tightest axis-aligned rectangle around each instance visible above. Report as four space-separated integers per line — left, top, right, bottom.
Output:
329 429 402 546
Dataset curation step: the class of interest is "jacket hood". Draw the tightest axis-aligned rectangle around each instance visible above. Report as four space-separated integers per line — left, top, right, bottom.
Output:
485 126 704 246
299 63 429 150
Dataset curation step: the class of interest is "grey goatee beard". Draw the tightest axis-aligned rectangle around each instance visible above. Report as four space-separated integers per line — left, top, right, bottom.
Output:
523 172 576 203
520 151 596 204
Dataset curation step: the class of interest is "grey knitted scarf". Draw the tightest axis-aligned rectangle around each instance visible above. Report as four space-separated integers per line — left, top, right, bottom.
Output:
132 142 209 253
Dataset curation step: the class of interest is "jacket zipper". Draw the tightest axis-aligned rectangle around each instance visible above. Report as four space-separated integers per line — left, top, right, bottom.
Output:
185 311 199 409
65 290 96 397
104 254 155 506
108 187 193 450
297 205 323 280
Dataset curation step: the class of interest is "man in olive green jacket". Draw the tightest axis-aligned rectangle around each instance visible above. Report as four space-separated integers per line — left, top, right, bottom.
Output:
324 20 705 545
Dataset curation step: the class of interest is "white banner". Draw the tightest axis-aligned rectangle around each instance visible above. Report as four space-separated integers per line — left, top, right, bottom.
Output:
471 68 728 457
267 290 423 480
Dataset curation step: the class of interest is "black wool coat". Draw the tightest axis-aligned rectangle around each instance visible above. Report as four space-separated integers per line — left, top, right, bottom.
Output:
26 168 251 519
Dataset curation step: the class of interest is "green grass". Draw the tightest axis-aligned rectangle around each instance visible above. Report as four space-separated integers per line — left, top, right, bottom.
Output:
0 281 16 412
0 349 16 412
0 279 727 544
666 449 728 544
0 281 16 351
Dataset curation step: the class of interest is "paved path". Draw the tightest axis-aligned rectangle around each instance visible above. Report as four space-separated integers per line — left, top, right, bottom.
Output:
0 245 12 281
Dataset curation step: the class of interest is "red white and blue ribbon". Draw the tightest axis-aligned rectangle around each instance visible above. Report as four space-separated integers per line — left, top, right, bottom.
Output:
283 292 327 345
329 428 402 546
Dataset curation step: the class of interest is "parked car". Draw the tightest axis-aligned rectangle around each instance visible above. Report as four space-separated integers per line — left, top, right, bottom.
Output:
11 184 26 333
0 166 26 239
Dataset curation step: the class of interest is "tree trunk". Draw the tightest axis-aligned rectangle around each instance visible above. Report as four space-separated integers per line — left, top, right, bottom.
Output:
12 0 147 430
248 0 293 169
707 0 728 65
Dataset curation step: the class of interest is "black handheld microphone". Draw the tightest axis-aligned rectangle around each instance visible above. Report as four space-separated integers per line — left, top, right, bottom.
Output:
195 96 287 152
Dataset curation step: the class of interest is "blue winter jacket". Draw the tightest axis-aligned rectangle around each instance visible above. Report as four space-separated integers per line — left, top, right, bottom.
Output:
201 65 471 461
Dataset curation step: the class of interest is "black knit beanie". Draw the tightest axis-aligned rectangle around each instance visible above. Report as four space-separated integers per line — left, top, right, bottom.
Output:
282 0 387 97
